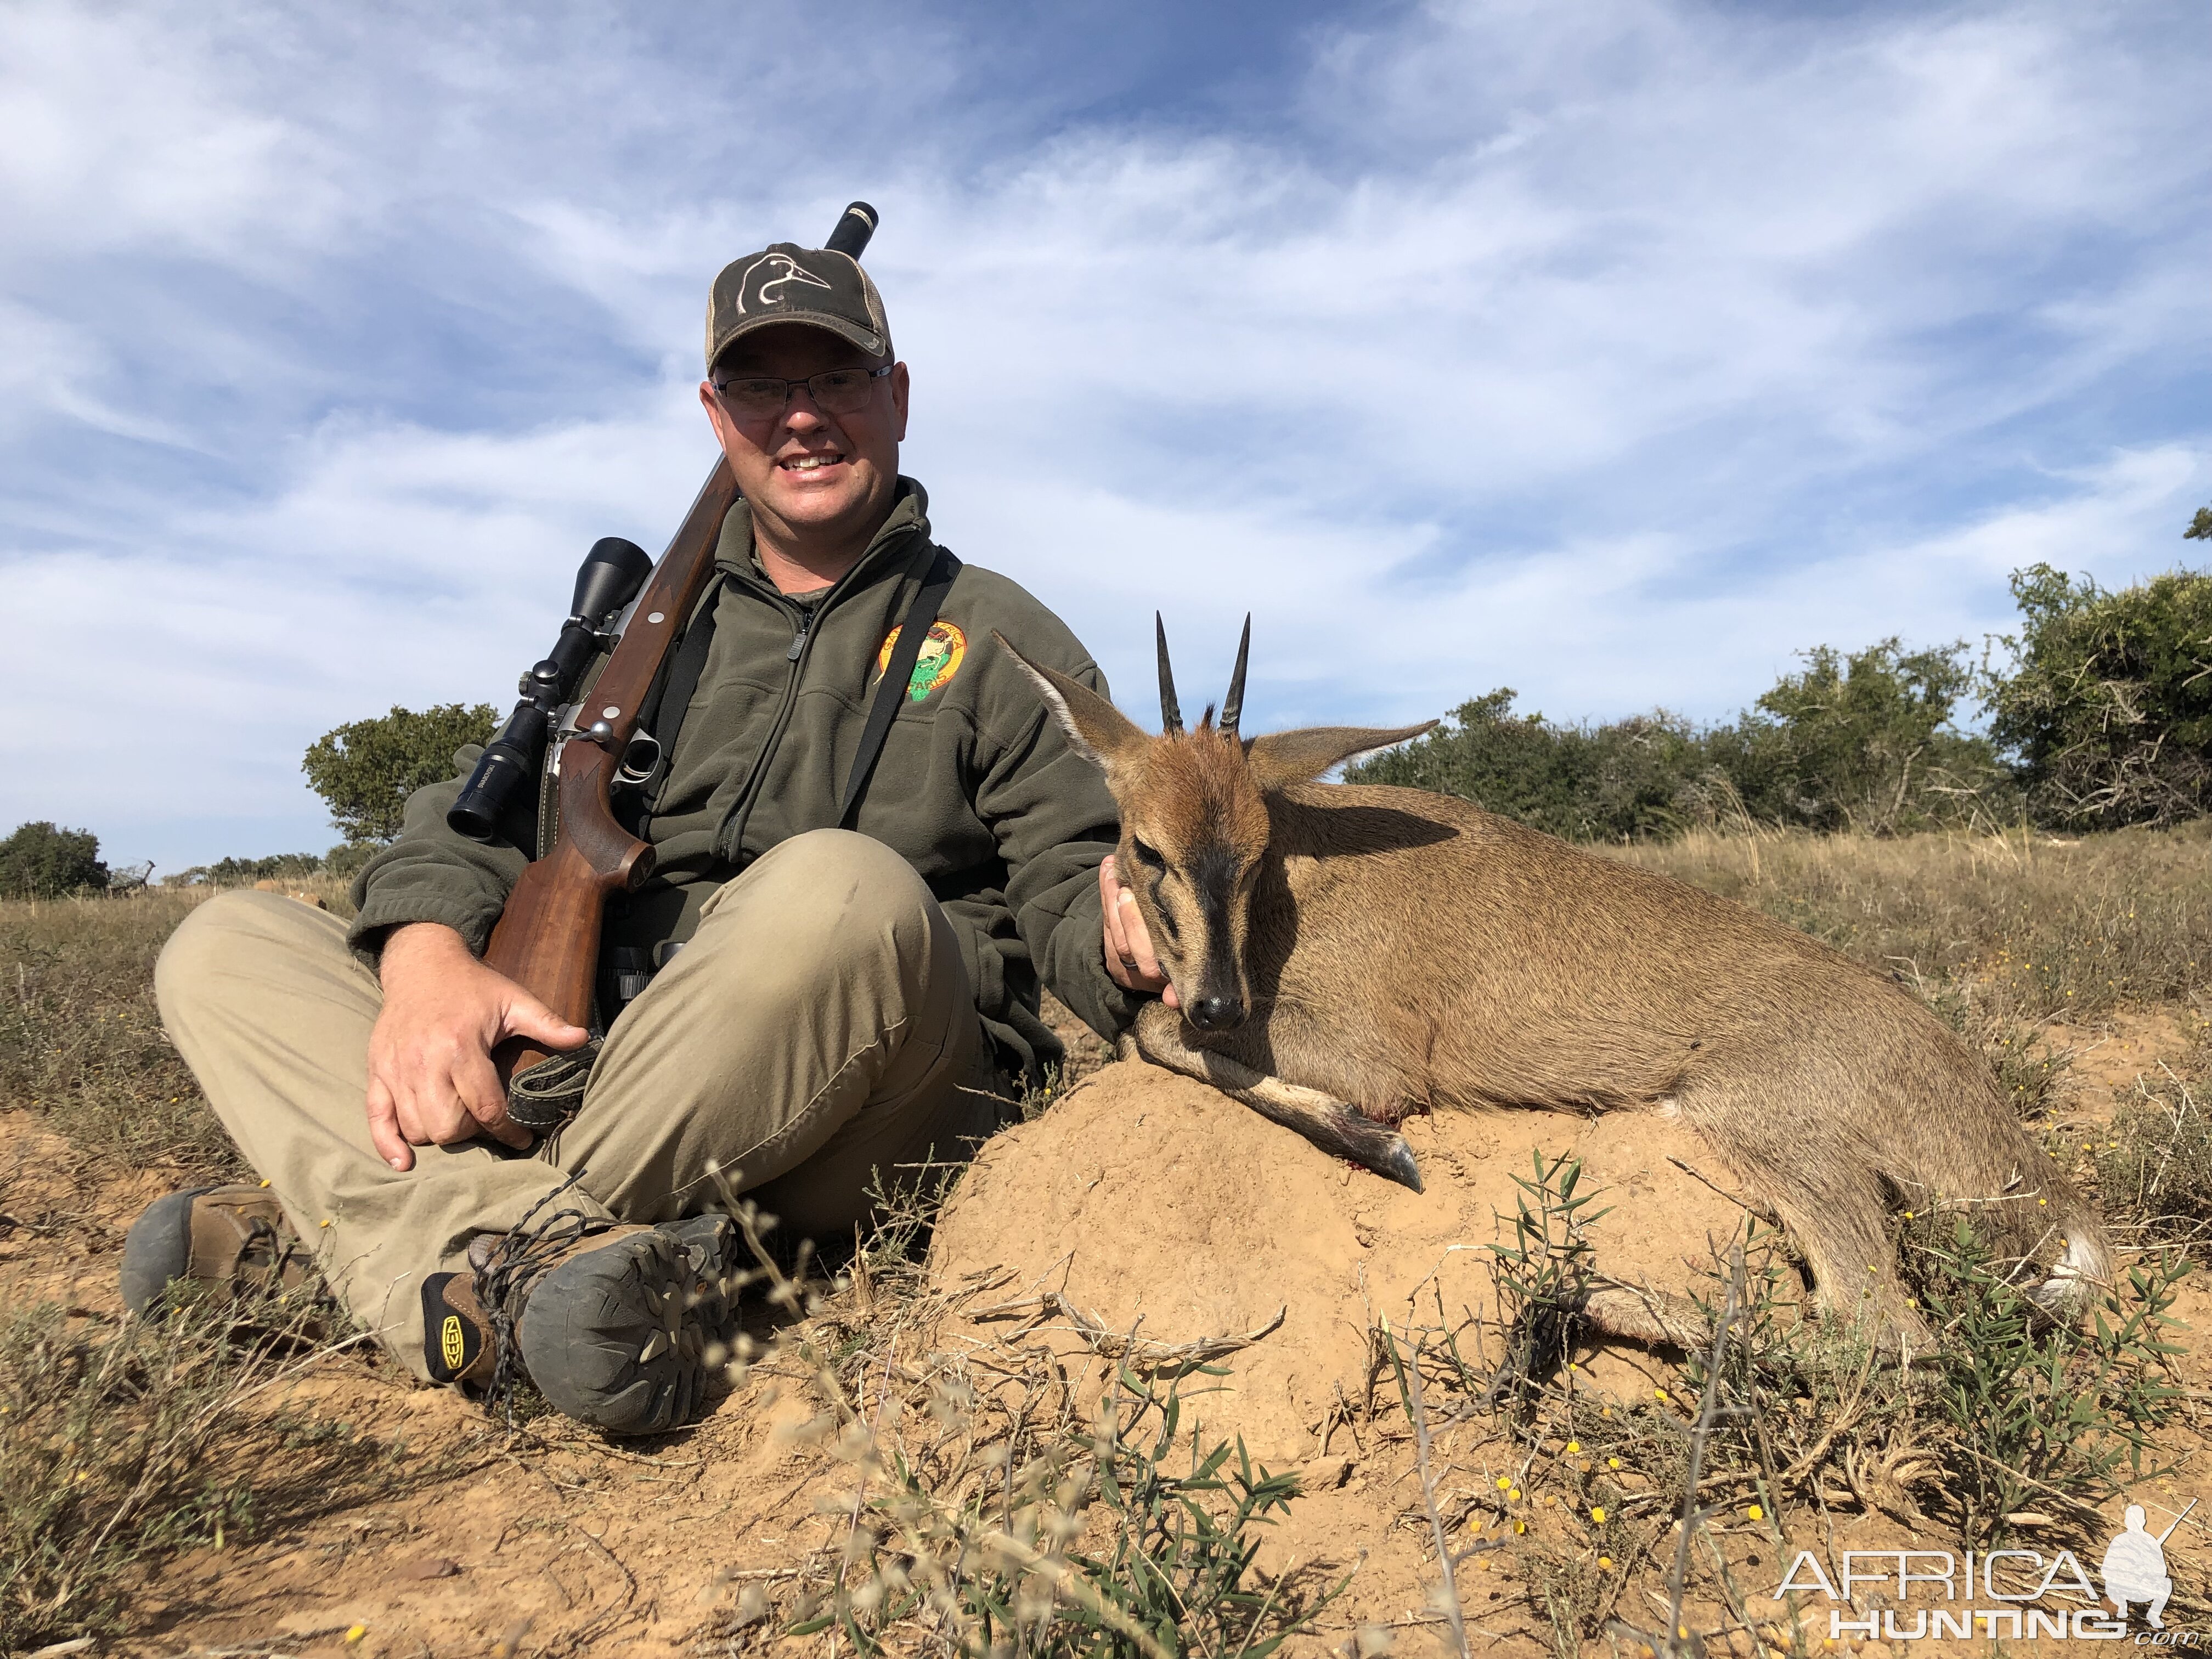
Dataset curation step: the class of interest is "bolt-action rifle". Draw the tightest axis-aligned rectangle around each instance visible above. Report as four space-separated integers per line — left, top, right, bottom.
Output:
449 201 881 1111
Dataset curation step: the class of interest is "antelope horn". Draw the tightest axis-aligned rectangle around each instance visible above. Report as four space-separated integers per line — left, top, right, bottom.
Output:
1155 612 1183 733
1220 613 1252 740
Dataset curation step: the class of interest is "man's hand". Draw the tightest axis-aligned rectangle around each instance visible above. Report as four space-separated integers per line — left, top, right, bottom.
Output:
1100 855 1179 1009
365 922 590 1171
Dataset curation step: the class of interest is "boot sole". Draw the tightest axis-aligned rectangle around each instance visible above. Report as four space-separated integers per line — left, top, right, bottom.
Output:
517 1215 738 1434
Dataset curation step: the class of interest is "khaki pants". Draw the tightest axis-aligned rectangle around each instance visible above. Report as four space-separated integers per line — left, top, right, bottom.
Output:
154 830 996 1379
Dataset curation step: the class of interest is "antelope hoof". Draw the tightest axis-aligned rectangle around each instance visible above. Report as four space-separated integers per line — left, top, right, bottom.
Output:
1374 1134 1423 1193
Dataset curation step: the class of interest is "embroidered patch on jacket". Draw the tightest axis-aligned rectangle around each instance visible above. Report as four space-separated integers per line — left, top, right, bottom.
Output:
874 620 967 703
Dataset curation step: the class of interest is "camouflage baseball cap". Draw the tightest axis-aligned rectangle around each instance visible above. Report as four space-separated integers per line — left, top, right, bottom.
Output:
706 242 890 371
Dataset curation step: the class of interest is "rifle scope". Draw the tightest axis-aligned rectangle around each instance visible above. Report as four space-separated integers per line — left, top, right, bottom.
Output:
447 536 653 842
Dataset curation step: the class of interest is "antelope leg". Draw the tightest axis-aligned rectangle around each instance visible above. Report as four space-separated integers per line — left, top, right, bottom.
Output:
1579 1280 1707 1348
1130 1004 1423 1192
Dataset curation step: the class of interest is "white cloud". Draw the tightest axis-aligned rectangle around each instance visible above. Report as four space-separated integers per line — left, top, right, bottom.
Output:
0 3 345 263
1 0 2207 866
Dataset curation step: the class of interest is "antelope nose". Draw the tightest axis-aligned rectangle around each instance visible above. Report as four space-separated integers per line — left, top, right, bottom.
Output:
1186 995 1245 1032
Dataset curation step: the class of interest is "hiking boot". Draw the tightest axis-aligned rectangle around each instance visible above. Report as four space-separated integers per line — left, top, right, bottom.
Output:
421 1210 740 1435
120 1182 318 1316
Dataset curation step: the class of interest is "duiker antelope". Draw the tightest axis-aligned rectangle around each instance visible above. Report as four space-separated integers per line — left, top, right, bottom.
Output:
998 619 2110 1347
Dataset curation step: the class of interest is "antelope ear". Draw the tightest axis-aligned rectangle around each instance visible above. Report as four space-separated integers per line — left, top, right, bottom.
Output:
1244 721 1437 789
991 631 1149 774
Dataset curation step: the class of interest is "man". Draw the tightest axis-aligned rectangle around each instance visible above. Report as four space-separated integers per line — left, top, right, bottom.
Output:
132 233 1173 1434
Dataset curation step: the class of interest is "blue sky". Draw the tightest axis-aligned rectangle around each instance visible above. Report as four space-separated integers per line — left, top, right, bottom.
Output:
3 0 2207 870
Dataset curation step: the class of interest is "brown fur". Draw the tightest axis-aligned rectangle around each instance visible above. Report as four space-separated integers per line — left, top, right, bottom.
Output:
998 633 2112 1350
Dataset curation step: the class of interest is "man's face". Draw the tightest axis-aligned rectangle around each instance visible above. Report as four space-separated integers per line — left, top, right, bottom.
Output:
698 323 909 555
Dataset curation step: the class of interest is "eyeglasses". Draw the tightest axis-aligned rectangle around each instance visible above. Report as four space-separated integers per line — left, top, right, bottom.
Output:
711 364 891 421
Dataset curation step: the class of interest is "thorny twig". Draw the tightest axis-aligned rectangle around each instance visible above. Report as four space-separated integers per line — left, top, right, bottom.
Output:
1658 1244 1747 1659
1380 1314 1471 1659
969 1290 1286 1373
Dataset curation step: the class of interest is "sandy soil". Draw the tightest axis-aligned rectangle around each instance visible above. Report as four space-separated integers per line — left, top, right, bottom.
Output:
931 1063 1748 1461
5 995 2211 1658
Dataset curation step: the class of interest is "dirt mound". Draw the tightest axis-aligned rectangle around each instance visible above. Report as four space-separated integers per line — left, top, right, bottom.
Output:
928 1061 1749 1459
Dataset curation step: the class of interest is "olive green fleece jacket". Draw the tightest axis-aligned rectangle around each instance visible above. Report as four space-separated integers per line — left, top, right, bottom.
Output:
348 478 1138 1079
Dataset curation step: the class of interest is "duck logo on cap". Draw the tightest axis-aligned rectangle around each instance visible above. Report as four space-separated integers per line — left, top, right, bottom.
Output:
736 251 833 314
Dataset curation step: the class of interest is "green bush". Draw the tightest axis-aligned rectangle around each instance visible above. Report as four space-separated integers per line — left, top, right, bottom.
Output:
0 822 108 899
1347 690 1706 841
1350 640 2004 840
1987 562 2212 830
301 703 495 844
322 841 376 879
1719 638 2012 833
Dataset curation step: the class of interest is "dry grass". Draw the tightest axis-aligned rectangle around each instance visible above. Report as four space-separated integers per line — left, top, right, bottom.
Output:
0 1280 399 1652
2097 1067 2212 1242
1374 1187 2192 1658
0 877 351 1174
1609 820 2212 1025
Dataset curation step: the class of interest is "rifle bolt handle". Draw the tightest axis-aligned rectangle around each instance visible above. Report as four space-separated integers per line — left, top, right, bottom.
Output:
586 720 613 742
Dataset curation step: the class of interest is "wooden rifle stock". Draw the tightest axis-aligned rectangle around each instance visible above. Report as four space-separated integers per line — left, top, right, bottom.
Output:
484 459 740 1082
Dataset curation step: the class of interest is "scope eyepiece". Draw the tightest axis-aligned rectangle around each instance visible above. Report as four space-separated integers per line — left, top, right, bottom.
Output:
572 537 653 627
447 699 554 842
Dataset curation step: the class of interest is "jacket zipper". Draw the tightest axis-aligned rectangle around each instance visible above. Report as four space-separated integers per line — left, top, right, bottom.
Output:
713 531 922 864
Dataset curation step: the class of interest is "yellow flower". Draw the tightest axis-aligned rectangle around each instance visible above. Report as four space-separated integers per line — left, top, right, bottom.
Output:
1514 1520 1527 1535
1566 1440 1581 1453
1608 1457 1621 1469
345 1626 368 1646
1592 1506 1607 1522
1654 1388 1668 1402
1509 1487 1522 1501
1747 1503 1764 1521
1497 1476 1512 1491
1598 1556 1613 1568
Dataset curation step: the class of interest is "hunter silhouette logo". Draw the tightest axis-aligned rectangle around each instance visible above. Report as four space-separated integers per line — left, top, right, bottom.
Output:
440 1312 466 1374
2104 1500 2193 1627
736 251 833 314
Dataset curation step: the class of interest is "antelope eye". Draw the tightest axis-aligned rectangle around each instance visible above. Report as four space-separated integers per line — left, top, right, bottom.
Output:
1130 838 1167 872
